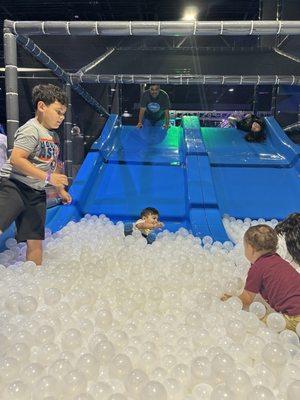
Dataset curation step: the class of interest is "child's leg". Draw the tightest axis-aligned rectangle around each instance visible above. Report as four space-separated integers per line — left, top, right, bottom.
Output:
0 178 25 236
26 239 43 265
283 314 300 332
15 182 47 266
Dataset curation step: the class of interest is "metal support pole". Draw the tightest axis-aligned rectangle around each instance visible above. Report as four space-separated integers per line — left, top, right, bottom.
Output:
271 85 279 116
252 85 258 114
16 34 109 117
76 48 115 75
276 0 283 21
4 29 19 152
69 73 300 86
5 19 300 36
275 0 283 47
119 84 123 118
111 84 120 114
298 103 300 123
258 0 263 48
63 83 73 184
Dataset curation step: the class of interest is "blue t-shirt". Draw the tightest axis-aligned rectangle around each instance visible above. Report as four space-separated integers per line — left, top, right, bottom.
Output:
140 90 171 122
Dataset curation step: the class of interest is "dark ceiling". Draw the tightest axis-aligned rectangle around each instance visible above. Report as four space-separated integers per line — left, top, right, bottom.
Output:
0 1 261 22
1 0 300 67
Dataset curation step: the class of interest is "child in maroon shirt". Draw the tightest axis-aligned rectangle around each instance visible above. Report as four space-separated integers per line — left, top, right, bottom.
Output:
222 225 300 331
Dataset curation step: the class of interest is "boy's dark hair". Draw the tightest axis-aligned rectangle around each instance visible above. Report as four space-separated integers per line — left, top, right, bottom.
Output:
149 84 160 89
141 207 159 218
244 224 278 253
32 84 68 110
245 132 266 142
253 118 265 131
275 213 300 265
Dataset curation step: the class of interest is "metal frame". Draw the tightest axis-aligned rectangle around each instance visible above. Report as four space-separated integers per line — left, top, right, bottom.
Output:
69 73 300 86
3 18 300 151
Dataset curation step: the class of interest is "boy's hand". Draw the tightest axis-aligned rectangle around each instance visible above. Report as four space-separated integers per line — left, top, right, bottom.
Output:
221 294 231 301
58 188 72 204
50 173 68 188
136 122 143 129
163 123 169 130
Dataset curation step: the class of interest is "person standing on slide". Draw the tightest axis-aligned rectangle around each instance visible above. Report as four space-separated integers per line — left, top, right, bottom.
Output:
136 84 171 130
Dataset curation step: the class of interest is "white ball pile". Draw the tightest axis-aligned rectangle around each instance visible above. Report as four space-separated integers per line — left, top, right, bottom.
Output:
222 215 300 273
222 215 279 244
0 214 299 400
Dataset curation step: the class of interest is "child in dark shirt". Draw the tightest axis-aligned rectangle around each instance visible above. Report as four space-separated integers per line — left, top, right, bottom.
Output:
275 213 300 268
229 113 266 142
222 225 300 331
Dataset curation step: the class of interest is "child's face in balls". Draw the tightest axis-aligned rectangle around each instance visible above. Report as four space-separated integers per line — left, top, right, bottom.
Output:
144 213 159 225
251 122 262 133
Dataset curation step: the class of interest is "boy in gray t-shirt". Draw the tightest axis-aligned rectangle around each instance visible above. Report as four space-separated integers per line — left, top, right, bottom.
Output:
0 84 72 266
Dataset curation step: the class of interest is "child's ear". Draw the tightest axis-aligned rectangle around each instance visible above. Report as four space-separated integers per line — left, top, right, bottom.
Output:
37 101 47 112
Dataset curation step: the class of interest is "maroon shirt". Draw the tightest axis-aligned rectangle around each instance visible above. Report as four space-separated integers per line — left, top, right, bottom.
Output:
245 253 300 316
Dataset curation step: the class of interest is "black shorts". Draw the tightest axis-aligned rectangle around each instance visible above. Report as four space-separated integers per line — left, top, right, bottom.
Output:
0 178 46 242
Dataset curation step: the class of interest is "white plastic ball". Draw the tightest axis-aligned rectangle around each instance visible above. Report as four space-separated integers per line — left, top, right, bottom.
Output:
140 380 167 400
249 302 266 319
266 313 286 332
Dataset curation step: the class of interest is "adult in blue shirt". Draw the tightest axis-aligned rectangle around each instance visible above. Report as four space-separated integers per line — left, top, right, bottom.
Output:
136 84 171 130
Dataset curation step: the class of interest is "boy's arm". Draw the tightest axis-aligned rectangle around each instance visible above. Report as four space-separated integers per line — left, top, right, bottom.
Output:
137 108 146 127
221 289 256 307
135 221 153 229
10 148 68 188
238 289 256 307
164 110 170 128
52 162 72 204
136 221 163 229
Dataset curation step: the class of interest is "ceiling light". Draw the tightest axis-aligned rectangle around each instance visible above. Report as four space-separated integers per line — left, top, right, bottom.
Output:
182 6 199 21
228 88 234 92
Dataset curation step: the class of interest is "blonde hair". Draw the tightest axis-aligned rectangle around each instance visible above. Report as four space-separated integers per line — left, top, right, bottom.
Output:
244 224 278 253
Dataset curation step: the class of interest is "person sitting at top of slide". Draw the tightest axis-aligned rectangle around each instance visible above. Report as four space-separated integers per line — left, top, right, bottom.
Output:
136 84 171 130
228 112 266 143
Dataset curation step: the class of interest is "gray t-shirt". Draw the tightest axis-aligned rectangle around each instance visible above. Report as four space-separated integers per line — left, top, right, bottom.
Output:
0 133 7 170
0 118 60 190
140 89 171 122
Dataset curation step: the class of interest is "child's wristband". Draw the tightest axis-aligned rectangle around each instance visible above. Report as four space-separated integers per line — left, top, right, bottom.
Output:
45 171 52 185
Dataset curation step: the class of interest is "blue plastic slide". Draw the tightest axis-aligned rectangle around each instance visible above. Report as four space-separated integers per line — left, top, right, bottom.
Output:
201 117 300 220
45 114 228 241
1 115 299 251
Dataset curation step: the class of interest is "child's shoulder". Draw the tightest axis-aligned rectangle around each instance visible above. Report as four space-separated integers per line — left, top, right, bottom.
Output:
17 118 39 134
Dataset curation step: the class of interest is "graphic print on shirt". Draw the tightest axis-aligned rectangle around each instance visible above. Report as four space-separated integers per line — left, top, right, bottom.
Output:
38 138 60 171
147 102 161 113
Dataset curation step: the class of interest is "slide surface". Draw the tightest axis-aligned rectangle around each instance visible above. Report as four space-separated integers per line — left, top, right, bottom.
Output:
201 117 300 220
46 115 228 241
1 115 299 251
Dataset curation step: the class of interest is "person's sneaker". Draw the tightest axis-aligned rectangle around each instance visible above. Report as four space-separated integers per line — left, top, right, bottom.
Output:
228 116 237 126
